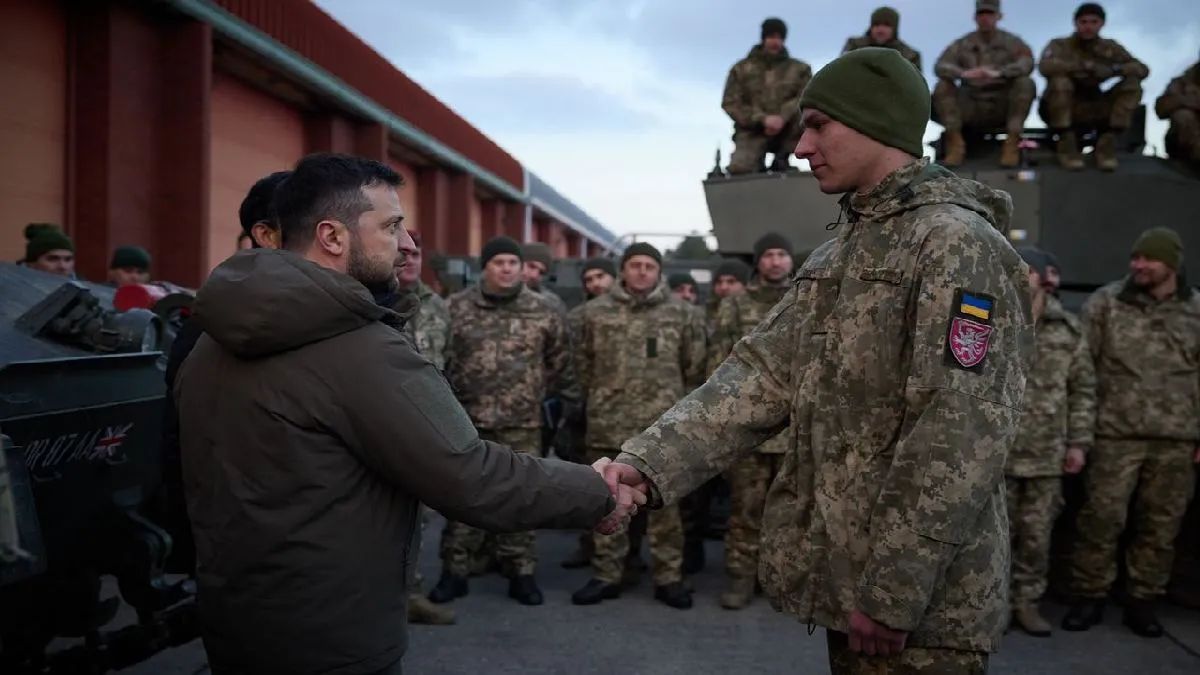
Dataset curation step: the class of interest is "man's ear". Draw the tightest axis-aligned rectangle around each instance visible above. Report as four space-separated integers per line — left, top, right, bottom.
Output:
314 220 348 256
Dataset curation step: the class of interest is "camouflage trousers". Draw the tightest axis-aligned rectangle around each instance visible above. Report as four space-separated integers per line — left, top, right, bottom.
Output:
440 428 541 577
728 118 803 174
1039 76 1144 130
1070 439 1197 600
1005 475 1063 603
931 77 1036 134
589 448 684 585
1165 108 1200 161
826 631 988 675
725 452 783 579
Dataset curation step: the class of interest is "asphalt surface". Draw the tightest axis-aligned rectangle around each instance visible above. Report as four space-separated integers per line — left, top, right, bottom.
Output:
108 515 1200 675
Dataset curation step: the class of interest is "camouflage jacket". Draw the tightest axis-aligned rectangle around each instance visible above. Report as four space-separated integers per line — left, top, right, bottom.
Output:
1155 63 1200 119
1007 296 1096 477
843 35 922 72
722 45 813 129
575 281 706 450
1038 35 1149 88
530 285 569 316
709 282 791 454
1082 279 1200 442
618 159 1033 652
446 284 570 430
405 281 451 371
934 29 1034 86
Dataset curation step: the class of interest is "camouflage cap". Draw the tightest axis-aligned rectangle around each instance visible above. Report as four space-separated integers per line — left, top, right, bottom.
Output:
976 0 1000 13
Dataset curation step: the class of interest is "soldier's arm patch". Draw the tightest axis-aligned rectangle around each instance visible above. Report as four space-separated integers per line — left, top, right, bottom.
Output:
944 289 995 371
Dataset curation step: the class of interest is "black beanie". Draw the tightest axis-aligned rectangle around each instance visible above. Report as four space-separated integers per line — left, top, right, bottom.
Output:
110 245 151 271
621 242 663 267
715 258 752 284
1075 2 1105 21
668 272 697 290
1016 247 1051 279
481 236 523 266
761 17 787 40
581 257 617 279
24 223 74 263
753 232 794 264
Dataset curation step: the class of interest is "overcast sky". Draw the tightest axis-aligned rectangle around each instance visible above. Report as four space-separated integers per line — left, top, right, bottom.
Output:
314 0 1199 241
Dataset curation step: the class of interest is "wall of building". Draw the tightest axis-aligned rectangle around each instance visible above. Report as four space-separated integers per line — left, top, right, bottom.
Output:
0 0 66 264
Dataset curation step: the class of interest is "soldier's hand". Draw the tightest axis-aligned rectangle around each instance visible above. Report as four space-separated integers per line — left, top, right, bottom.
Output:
591 458 648 535
1063 446 1087 474
763 115 785 136
848 610 908 657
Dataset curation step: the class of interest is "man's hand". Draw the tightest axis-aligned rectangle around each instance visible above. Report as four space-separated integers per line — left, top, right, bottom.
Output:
1063 446 1087 474
591 458 648 535
763 114 785 136
961 66 988 80
848 610 908 657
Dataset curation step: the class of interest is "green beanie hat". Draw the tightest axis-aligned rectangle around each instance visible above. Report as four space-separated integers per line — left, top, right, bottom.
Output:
1131 227 1184 270
522 242 554 270
110 245 151 271
799 47 929 157
24 222 74 263
871 6 900 29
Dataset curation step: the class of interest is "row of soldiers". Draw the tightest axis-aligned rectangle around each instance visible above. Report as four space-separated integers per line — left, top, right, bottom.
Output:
723 1 1200 173
17 222 153 287
403 221 1199 642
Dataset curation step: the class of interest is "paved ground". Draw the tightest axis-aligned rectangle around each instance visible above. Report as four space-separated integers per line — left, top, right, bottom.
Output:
111 516 1200 674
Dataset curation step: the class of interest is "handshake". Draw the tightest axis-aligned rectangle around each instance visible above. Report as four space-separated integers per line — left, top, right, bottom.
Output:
590 458 652 535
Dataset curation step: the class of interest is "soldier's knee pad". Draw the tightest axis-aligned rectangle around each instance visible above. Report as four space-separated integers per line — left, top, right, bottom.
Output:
1010 76 1036 100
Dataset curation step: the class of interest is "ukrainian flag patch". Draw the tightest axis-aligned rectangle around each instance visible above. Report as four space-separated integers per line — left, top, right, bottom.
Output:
959 292 993 321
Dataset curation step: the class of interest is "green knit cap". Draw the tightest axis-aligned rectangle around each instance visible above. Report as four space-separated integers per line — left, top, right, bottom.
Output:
871 6 900 29
24 222 74 262
110 245 152 271
799 47 930 157
1131 227 1184 270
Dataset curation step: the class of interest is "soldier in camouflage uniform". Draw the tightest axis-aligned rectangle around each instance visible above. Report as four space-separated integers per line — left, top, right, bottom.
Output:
1155 55 1200 163
722 18 813 174
428 236 573 607
932 0 1035 168
1063 227 1200 638
571 242 706 610
394 231 457 626
1038 3 1149 171
522 242 568 315
1006 248 1096 637
668 272 699 306
710 233 795 610
842 7 922 73
707 259 751 333
605 49 1034 672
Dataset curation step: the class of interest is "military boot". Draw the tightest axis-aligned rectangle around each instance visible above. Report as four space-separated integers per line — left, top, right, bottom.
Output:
1012 602 1052 637
1056 133 1084 171
427 572 468 604
654 582 694 610
1095 132 1119 171
507 574 544 606
1061 599 1105 631
942 131 966 167
999 135 1022 168
1123 597 1164 638
719 576 756 610
571 578 621 605
408 594 456 625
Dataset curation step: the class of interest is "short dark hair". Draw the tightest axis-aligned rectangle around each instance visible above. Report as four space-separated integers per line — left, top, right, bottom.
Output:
273 153 403 250
239 171 292 238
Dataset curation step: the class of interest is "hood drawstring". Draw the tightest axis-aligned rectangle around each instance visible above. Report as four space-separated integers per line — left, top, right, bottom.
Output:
826 193 853 231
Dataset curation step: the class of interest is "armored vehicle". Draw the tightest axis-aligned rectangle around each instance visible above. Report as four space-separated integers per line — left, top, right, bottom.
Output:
0 263 197 673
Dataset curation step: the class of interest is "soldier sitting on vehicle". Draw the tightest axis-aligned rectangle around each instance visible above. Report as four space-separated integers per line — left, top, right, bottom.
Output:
933 0 1035 168
841 7 922 73
108 246 152 287
22 223 75 278
1038 3 1149 171
721 18 812 174
1155 53 1200 163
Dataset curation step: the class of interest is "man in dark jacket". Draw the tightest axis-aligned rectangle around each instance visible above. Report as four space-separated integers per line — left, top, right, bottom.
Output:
176 153 629 675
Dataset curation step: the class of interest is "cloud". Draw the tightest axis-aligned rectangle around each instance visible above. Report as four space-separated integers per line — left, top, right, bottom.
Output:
316 0 1200 241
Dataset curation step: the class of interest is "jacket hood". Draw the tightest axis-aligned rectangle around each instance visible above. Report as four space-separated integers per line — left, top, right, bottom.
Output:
848 159 1013 233
611 278 671 307
195 249 403 358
